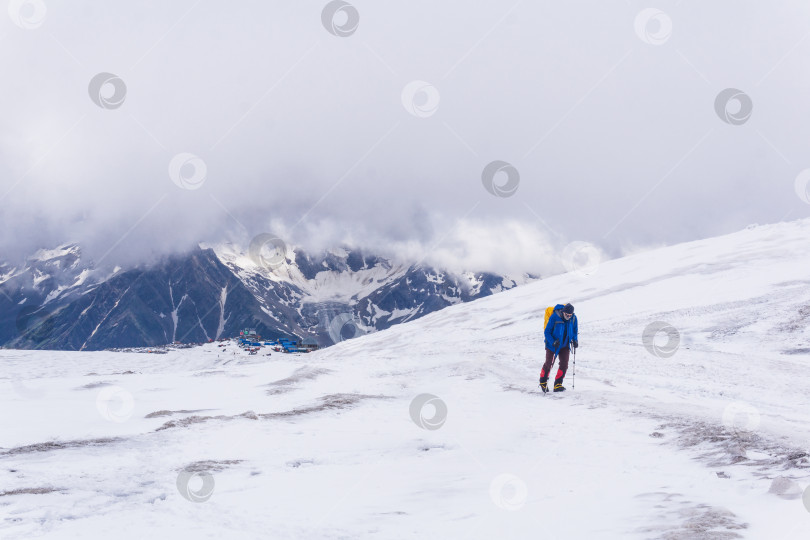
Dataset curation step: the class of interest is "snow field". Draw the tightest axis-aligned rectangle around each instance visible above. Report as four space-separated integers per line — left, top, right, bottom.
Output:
3 219 810 538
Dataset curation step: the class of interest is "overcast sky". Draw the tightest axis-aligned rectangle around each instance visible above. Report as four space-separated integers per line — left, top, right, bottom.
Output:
2 0 810 275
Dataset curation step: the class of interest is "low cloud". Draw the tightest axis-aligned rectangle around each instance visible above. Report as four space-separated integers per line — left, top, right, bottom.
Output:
2 1 810 272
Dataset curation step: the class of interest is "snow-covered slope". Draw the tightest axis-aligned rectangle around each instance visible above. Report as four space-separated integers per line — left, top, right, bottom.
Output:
211 243 409 303
210 242 536 342
2 219 810 539
0 243 104 348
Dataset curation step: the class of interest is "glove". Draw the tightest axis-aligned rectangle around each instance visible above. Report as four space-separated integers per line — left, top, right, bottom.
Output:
572 340 579 348
553 340 559 349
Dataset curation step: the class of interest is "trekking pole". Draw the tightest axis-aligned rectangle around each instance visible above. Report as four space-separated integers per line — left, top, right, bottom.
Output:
572 343 576 390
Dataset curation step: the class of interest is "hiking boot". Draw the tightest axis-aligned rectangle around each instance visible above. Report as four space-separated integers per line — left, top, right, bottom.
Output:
539 376 549 393
553 378 566 392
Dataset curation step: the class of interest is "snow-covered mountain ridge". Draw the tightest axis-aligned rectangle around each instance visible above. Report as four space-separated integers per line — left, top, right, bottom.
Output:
0 241 535 350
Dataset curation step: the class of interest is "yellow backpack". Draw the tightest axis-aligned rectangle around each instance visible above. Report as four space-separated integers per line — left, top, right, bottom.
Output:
543 304 572 330
543 306 555 331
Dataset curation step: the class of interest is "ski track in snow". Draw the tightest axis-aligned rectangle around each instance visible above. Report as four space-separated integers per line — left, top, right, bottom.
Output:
2 220 810 538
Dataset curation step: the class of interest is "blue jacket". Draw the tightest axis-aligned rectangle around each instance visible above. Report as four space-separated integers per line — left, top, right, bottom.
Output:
544 303 578 355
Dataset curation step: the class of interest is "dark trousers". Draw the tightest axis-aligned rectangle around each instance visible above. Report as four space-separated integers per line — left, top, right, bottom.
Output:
540 347 570 382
